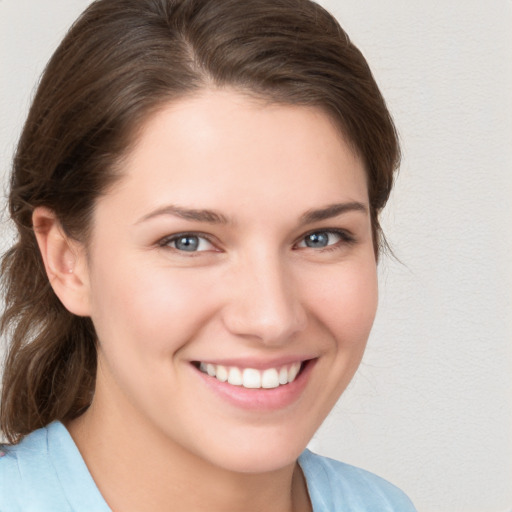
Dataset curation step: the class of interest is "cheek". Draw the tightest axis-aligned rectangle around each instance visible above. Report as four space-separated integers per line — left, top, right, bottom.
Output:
87 257 220 358
306 259 378 348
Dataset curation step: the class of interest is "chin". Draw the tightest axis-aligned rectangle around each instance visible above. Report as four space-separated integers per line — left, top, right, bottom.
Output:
196 426 312 475
214 449 302 475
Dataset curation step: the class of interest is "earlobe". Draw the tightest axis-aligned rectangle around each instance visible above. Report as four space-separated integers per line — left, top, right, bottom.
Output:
32 207 91 317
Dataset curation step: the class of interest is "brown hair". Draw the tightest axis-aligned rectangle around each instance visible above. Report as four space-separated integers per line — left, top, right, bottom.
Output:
0 0 400 444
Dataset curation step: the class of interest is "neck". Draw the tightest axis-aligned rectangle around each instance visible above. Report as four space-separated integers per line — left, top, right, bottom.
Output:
67 393 311 512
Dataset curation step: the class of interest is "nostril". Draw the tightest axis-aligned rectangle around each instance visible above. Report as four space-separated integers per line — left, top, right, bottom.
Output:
221 301 308 345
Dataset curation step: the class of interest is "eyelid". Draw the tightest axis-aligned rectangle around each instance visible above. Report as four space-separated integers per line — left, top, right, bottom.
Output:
158 232 219 252
294 228 356 249
156 228 355 253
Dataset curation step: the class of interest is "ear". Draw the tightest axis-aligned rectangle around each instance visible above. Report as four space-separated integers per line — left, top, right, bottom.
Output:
33 207 91 317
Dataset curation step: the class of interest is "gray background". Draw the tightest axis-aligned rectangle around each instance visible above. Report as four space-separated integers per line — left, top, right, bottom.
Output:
1 1 511 511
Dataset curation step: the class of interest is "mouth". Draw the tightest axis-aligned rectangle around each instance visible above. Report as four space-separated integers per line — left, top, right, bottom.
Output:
191 358 316 411
193 360 308 390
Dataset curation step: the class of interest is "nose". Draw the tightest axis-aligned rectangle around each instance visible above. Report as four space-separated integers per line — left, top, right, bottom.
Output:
221 251 307 345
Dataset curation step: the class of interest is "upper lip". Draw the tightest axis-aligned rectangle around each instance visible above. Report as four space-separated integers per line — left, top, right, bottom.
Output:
191 356 316 370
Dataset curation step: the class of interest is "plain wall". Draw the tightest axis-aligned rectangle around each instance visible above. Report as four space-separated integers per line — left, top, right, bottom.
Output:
1 1 511 511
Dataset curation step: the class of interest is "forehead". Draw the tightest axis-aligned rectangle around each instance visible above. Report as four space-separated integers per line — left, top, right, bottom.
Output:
98 89 368 222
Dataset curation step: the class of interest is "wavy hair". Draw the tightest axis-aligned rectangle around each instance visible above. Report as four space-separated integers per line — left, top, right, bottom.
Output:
1 0 400 444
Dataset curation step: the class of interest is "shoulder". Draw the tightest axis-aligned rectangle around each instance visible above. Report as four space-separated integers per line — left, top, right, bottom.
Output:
299 449 417 512
0 423 73 511
0 443 24 506
0 422 110 512
0 426 49 510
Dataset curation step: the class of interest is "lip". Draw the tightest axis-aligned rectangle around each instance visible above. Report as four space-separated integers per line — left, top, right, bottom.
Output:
192 355 313 371
191 357 317 411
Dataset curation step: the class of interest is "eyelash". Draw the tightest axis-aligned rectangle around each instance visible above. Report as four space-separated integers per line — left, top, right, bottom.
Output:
295 229 356 252
158 229 356 254
158 232 217 254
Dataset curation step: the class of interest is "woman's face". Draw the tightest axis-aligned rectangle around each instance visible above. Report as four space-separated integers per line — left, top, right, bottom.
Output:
81 89 377 473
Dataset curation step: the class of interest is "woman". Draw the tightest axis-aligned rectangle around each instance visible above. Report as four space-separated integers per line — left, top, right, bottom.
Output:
0 0 416 510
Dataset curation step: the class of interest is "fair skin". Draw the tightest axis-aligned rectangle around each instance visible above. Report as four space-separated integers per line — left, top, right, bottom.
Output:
34 89 378 512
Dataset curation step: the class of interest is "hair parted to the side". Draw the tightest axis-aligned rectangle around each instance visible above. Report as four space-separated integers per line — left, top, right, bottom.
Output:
0 0 400 444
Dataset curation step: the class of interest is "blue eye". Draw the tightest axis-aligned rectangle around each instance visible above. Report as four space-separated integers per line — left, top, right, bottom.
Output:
163 234 214 252
304 232 331 248
297 230 351 249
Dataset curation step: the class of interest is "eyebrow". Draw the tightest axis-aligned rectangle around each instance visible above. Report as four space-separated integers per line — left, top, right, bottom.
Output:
136 205 230 225
299 201 368 225
136 201 367 226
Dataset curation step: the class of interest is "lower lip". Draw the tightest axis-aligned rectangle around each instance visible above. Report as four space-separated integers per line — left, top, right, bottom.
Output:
193 360 316 411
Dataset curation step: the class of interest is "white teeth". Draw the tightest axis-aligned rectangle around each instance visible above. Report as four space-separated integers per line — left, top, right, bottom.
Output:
243 368 261 389
216 365 228 382
197 361 303 389
288 362 301 382
227 367 243 386
261 368 279 388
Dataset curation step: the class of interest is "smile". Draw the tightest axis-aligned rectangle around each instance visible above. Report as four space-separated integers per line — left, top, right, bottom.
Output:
198 362 302 389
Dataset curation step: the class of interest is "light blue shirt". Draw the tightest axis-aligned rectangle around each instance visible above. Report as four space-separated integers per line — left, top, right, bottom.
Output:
0 421 416 511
